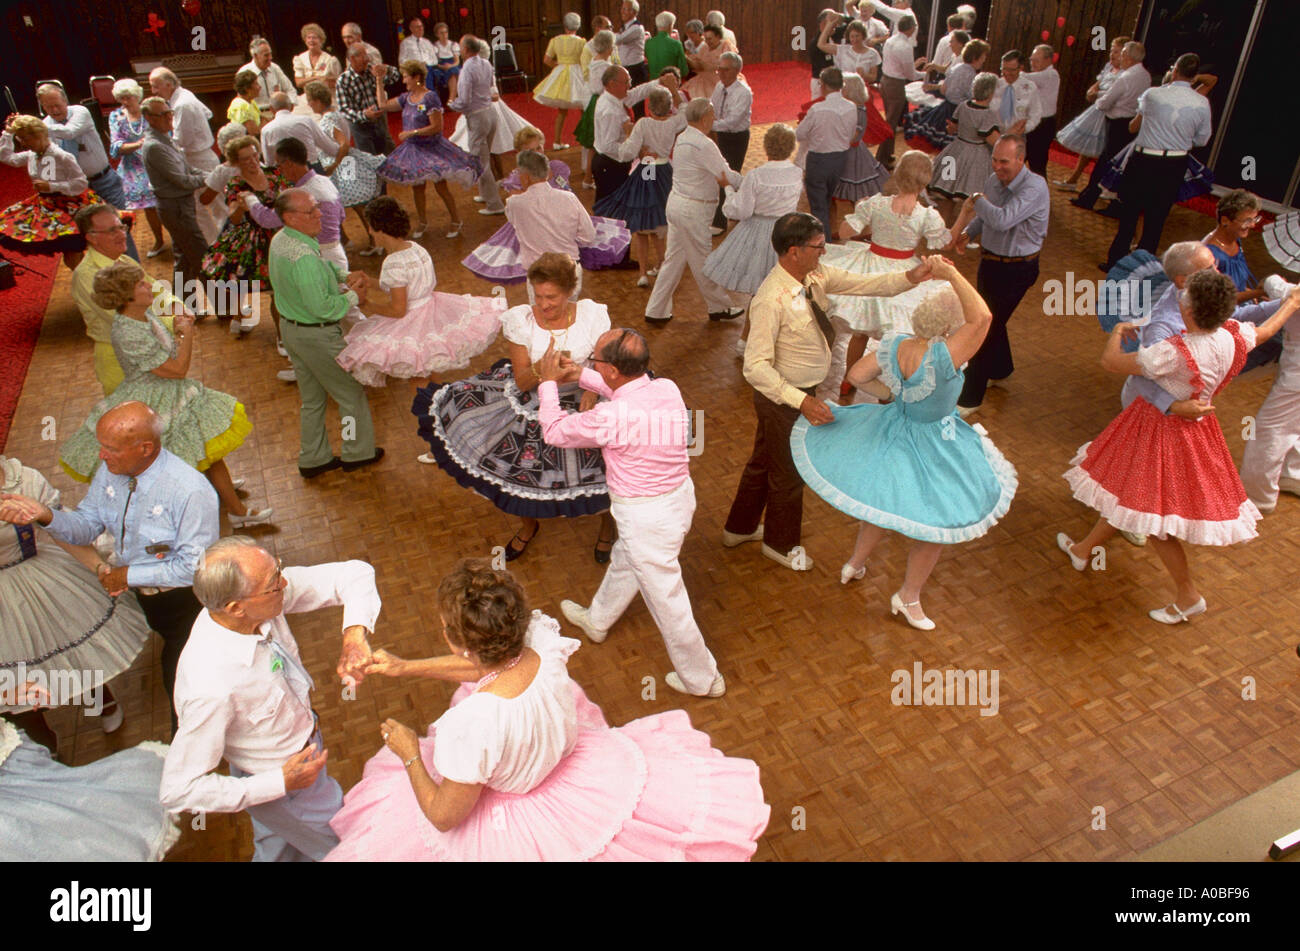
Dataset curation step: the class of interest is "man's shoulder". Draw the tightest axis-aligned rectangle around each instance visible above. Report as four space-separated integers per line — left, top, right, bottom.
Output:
158 449 219 496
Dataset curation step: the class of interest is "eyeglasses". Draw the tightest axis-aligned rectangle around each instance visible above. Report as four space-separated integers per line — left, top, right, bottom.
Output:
245 558 285 599
91 224 128 234
287 204 321 216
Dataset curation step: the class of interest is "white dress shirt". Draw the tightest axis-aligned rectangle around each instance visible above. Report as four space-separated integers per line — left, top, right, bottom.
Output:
867 0 913 32
710 78 753 132
1095 63 1150 118
616 19 647 66
506 181 597 268
722 159 803 220
0 134 87 194
241 59 299 110
796 90 859 153
594 90 631 159
618 112 687 162
159 561 381 814
1134 81 1212 152
587 58 613 97
449 53 495 115
168 87 215 155
260 109 340 165
932 31 959 71
1026 66 1061 120
881 32 923 80
669 125 740 201
40 105 110 177
993 75 1043 132
399 35 438 66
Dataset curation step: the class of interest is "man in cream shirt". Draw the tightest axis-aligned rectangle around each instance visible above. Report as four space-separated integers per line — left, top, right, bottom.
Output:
160 537 379 862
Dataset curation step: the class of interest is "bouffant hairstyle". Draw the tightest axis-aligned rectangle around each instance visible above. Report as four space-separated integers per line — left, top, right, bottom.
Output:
972 72 998 102
304 80 333 107
1216 189 1260 225
364 195 410 238
7 114 47 146
891 150 934 195
1183 269 1238 332
223 134 259 164
962 39 989 64
234 69 260 96
91 259 147 312
437 558 529 666
647 86 673 117
911 286 963 339
513 125 543 151
399 59 427 79
301 22 326 44
527 252 579 293
763 123 796 161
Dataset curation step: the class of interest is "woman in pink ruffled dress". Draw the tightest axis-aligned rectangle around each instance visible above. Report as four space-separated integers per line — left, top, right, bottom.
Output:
337 197 504 387
325 558 770 862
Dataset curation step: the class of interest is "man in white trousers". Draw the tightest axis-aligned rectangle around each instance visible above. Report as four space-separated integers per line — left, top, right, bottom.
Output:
643 97 744 326
1241 276 1300 513
538 329 725 698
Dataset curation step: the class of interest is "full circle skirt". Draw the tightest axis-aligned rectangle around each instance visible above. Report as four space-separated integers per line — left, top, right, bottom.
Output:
378 135 483 188
337 293 505 385
593 160 672 233
462 217 631 284
702 214 780 296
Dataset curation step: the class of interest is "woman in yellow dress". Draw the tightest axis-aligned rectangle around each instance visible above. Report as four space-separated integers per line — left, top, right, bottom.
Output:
533 13 589 150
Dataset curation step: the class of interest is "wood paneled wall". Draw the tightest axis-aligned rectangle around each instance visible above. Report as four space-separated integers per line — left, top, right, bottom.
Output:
984 0 1144 129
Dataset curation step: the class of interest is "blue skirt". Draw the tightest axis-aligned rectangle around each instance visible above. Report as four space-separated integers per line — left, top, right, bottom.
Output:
904 100 958 149
593 160 673 233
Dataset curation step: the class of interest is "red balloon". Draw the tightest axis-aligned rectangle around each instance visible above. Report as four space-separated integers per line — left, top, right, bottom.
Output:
1041 30 1050 41
1052 52 1060 63
421 7 430 16
181 0 200 16
1057 16 1066 28
459 6 468 15
1066 35 1076 46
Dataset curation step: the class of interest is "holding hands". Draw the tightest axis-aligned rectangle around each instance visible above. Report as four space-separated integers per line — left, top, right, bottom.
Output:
0 492 52 526
337 624 374 686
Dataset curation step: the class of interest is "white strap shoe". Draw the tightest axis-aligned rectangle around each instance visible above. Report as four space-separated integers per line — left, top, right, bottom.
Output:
1148 599 1207 624
891 591 935 631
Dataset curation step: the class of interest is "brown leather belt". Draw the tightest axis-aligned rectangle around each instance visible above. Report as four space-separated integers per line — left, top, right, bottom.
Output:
980 251 1040 263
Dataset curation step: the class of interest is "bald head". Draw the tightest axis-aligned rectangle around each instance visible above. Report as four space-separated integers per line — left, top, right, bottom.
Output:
595 328 650 381
100 402 163 443
95 402 164 476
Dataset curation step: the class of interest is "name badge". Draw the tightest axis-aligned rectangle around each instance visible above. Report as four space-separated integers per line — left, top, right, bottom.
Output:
15 524 37 561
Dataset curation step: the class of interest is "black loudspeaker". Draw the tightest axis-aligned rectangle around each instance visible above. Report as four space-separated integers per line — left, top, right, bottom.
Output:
0 259 14 290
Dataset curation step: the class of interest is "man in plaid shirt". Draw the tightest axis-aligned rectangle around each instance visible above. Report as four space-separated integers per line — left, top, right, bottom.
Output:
337 44 399 155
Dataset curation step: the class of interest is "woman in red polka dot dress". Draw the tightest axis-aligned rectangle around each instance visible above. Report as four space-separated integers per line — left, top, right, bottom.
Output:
1058 270 1300 624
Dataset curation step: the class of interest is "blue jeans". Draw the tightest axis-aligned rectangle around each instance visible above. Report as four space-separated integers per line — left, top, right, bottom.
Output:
229 729 343 862
88 167 139 261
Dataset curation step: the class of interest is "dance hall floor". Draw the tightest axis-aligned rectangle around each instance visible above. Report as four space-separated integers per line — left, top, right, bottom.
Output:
12 130 1300 862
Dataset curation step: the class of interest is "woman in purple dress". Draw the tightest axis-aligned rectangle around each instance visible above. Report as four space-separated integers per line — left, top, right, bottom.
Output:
376 60 483 240
107 79 166 257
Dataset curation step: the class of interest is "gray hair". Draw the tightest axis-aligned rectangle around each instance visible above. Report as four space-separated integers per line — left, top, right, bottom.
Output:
706 10 725 27
342 22 363 37
36 83 67 103
273 187 308 218
841 73 867 106
515 149 550 180
911 286 963 339
149 67 180 90
655 11 676 32
971 71 998 101
269 91 292 111
591 29 615 55
720 52 743 71
1162 241 1212 279
602 67 628 88
625 0 640 15
216 122 248 153
685 19 704 34
347 44 370 62
140 96 170 115
112 78 144 101
647 86 673 117
683 97 713 123
562 12 581 31
463 36 484 56
1123 41 1145 62
1033 44 1054 59
249 36 271 56
193 536 264 610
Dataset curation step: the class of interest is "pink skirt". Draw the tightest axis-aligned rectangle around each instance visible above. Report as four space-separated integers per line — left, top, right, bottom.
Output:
324 684 770 861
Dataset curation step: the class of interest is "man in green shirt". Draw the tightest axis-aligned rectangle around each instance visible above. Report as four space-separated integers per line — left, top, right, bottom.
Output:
267 188 382 478
645 11 688 80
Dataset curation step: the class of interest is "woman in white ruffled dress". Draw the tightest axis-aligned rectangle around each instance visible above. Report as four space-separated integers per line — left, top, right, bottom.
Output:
337 197 504 387
824 150 955 403
0 455 150 750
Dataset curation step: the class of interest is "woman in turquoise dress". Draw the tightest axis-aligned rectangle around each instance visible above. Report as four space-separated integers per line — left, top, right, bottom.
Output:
107 79 167 256
58 260 272 527
791 259 1017 630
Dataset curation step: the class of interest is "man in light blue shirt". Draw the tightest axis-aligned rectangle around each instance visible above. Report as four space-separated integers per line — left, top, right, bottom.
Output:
448 36 505 214
0 402 218 732
951 133 1050 411
1104 53 1213 268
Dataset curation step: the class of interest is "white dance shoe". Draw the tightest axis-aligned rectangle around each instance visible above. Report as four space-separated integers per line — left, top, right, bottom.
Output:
560 600 608 644
890 592 935 631
666 671 726 698
1057 533 1087 571
840 562 866 584
1148 599 1207 624
228 507 274 528
721 525 763 548
761 544 812 571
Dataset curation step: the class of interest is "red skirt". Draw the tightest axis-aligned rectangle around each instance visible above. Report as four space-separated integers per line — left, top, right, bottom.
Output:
863 92 893 146
0 189 103 254
1064 397 1260 545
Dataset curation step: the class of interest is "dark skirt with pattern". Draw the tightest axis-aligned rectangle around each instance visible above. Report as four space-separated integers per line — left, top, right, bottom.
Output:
0 189 104 254
593 161 672 233
412 360 610 519
903 100 958 150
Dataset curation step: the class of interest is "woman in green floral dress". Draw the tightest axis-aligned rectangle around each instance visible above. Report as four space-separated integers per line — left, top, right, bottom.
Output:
59 260 273 527
199 134 292 316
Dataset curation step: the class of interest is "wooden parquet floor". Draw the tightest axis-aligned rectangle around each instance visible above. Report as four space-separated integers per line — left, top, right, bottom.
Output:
12 130 1300 862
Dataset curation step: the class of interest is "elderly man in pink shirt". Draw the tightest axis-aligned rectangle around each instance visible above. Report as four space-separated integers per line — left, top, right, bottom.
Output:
507 149 597 303
537 328 724 698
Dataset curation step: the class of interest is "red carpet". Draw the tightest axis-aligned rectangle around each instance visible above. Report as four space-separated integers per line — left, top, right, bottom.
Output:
0 162 60 453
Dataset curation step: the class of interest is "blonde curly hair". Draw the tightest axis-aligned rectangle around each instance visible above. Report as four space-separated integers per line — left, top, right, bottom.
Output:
910 286 963 339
